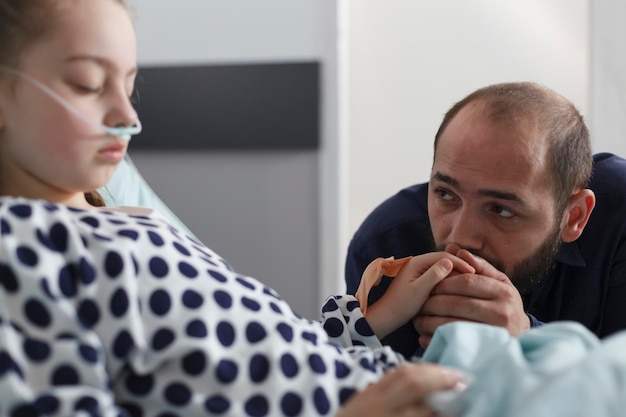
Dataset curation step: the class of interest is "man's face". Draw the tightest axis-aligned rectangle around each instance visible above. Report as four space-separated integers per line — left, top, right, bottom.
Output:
428 102 564 292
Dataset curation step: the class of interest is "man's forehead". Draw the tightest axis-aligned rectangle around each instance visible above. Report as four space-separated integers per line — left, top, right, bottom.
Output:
436 109 551 175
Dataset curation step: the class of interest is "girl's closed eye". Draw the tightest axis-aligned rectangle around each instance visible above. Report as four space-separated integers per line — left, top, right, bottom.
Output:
72 82 102 94
64 65 105 95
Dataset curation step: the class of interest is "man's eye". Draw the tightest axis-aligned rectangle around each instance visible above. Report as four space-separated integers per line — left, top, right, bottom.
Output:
493 205 515 218
435 189 454 200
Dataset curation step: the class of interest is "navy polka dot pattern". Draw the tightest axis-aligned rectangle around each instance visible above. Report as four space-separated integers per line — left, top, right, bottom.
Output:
0 198 405 416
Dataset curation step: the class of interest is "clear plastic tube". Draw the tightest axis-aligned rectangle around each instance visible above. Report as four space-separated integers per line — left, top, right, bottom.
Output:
0 65 142 141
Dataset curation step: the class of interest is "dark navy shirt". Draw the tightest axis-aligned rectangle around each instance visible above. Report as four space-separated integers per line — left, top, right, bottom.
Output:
345 153 626 358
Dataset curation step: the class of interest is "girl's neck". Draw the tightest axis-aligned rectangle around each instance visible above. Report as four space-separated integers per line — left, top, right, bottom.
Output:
1 179 93 209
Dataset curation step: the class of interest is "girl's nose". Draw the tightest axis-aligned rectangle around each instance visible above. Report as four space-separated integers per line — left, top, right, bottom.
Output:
104 89 138 130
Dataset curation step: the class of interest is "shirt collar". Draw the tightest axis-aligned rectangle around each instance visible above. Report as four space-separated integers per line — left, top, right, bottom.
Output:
555 240 586 267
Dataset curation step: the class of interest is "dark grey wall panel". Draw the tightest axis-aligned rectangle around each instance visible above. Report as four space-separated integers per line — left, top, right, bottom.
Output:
132 62 320 150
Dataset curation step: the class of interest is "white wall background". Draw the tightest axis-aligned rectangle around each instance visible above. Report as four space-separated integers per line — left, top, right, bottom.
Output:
347 0 591 243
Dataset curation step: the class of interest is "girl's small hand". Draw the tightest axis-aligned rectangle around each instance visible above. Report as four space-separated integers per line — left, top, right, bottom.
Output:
366 252 474 339
335 362 461 417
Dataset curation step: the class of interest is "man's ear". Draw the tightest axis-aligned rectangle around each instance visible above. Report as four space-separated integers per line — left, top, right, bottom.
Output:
560 189 596 243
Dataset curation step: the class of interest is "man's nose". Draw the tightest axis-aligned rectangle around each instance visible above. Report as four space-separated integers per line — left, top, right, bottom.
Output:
446 208 484 251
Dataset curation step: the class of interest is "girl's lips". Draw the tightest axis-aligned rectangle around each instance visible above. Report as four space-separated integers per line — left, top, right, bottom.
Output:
98 141 126 162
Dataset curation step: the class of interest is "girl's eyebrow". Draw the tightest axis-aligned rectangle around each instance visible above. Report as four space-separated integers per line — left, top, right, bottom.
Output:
65 55 137 77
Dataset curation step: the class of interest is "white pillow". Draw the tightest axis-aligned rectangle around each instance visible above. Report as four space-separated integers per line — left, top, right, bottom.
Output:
99 154 196 238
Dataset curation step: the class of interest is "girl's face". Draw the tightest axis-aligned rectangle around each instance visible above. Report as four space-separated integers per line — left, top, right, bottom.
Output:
0 0 138 207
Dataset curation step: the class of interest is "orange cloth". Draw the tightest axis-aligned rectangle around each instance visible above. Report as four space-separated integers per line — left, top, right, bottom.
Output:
355 256 412 315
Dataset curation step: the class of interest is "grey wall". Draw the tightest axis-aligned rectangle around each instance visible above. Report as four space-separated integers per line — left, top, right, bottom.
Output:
128 0 342 319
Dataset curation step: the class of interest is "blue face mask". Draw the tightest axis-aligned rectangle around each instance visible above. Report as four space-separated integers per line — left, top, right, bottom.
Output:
0 65 142 141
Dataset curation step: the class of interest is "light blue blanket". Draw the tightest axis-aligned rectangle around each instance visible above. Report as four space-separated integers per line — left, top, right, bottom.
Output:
422 321 626 417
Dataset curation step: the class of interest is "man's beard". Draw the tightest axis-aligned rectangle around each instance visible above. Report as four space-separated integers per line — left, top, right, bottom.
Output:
436 224 562 295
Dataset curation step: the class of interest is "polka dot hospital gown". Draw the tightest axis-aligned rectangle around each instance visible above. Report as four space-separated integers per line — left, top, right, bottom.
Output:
0 198 407 416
